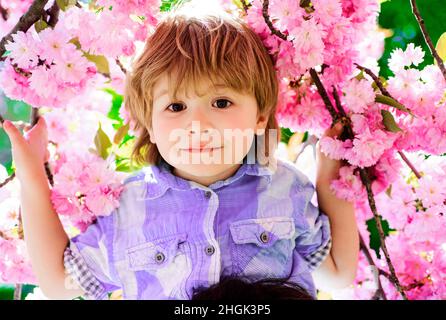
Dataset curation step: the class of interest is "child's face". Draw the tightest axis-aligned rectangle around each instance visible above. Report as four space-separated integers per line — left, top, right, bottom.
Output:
148 73 268 186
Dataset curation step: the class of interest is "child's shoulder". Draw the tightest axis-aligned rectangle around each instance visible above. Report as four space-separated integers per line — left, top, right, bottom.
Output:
123 167 148 185
118 165 156 198
273 157 313 190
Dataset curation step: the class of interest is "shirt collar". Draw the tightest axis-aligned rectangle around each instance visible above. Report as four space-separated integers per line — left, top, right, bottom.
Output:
141 155 275 200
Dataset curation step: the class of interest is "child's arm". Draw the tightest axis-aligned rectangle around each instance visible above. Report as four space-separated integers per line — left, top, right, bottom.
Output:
20 167 85 299
3 119 84 299
312 123 359 290
312 174 359 290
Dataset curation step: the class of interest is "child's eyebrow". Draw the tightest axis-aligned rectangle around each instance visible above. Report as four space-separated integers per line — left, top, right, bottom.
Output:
154 84 230 100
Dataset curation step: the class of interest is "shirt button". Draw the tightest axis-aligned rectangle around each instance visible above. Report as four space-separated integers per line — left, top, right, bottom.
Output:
155 252 165 264
204 191 212 199
260 231 270 244
205 245 215 256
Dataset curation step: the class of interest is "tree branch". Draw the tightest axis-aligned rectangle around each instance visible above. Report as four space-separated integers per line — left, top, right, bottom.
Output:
13 284 22 300
0 172 15 188
239 0 251 14
46 0 60 28
115 58 127 75
261 0 287 41
261 1 408 300
0 0 51 61
355 64 422 180
410 0 446 82
397 150 422 179
358 232 387 300
308 69 339 123
358 168 407 299
0 3 9 21
359 233 387 300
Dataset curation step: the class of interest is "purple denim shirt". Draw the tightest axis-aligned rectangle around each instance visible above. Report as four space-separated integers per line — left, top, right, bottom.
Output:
63 156 331 300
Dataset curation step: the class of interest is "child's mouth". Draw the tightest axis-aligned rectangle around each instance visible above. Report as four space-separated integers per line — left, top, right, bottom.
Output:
183 147 223 153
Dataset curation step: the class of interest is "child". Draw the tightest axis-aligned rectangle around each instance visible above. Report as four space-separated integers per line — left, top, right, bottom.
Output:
3 6 358 300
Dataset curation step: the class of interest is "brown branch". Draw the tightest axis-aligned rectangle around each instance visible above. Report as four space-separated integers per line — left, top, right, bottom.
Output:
261 0 287 41
355 64 391 97
359 168 408 299
331 85 354 138
262 0 408 300
0 229 9 240
13 283 22 300
0 0 51 61
308 69 339 123
355 63 415 116
410 0 446 82
240 0 251 14
355 64 422 180
46 0 60 28
359 233 387 300
397 151 422 179
332 85 408 299
331 88 408 299
0 172 15 188
0 3 9 21
115 58 127 75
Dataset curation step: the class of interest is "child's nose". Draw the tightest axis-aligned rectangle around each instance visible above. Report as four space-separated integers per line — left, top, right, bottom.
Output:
188 122 211 135
187 108 214 134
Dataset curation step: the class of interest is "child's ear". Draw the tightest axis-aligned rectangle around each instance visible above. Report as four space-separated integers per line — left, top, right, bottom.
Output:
148 127 156 144
255 114 268 136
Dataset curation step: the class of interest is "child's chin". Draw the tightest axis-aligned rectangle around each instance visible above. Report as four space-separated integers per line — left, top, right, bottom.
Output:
175 161 238 177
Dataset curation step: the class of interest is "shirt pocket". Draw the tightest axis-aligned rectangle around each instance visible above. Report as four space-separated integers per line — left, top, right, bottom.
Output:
125 233 188 272
229 217 296 276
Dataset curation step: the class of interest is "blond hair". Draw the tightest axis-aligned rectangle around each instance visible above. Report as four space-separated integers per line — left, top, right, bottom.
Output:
124 8 280 167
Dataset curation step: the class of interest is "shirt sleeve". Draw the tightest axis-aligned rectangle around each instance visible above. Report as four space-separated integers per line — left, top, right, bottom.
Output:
292 174 332 272
63 212 121 300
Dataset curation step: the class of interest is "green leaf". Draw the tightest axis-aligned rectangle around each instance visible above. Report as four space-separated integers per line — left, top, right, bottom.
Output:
0 284 14 300
385 184 392 198
280 127 294 145
83 52 110 76
114 136 135 159
366 216 396 259
34 19 49 33
115 158 132 172
375 94 411 114
94 123 112 160
381 109 403 132
68 37 81 50
120 133 134 147
1 50 11 58
159 0 184 12
354 71 365 81
104 88 124 124
56 0 77 11
371 76 387 91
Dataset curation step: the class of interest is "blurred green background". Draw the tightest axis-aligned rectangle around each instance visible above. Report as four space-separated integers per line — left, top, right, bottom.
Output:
378 0 446 78
0 0 445 299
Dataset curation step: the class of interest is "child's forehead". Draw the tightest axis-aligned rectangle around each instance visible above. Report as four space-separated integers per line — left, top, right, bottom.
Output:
152 72 236 99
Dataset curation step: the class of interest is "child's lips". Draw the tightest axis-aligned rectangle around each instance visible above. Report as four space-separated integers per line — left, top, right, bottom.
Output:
182 147 223 153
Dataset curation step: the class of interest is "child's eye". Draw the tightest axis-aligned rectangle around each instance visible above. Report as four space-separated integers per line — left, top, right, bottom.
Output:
166 99 232 112
166 103 186 112
212 99 232 109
